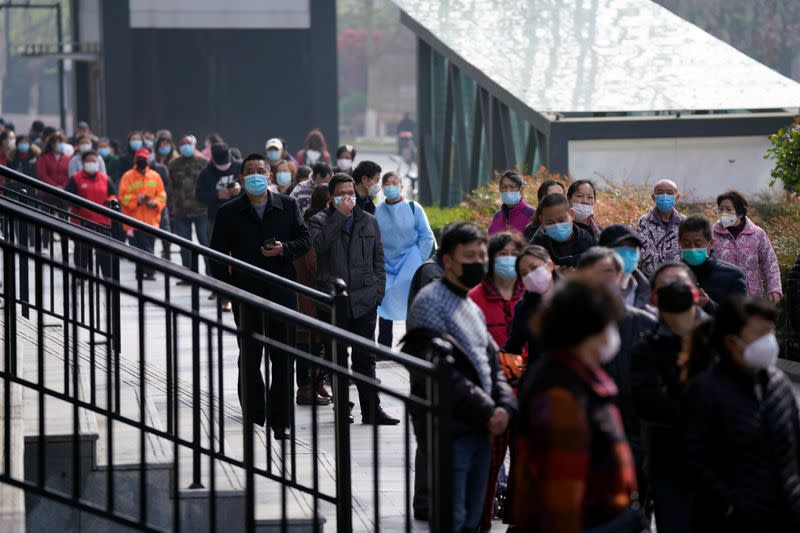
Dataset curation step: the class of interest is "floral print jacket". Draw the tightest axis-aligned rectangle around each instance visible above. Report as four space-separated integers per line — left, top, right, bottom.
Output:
712 217 782 297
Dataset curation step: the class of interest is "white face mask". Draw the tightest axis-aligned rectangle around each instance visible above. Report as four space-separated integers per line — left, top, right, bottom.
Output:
337 158 353 171
719 213 738 228
368 182 382 198
79 143 92 153
305 149 321 163
83 161 99 174
597 324 621 364
572 202 594 221
740 333 779 370
522 265 550 294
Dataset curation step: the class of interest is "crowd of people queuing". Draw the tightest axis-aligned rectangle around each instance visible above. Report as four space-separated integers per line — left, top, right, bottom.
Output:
2 115 800 532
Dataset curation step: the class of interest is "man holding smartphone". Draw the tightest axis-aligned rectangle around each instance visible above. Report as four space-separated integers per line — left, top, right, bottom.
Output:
209 153 311 440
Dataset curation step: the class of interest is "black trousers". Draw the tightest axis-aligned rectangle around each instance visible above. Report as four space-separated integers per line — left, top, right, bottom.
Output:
232 302 294 429
74 241 112 278
318 305 380 410
130 230 156 278
378 317 394 348
411 413 430 517
296 342 326 388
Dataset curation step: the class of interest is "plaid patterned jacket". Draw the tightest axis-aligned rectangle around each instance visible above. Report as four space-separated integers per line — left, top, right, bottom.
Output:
513 352 637 532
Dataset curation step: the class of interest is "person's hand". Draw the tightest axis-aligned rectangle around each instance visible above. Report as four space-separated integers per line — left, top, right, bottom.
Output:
697 287 710 308
261 241 283 257
768 292 782 304
487 407 510 437
146 200 158 209
137 193 147 205
337 195 355 216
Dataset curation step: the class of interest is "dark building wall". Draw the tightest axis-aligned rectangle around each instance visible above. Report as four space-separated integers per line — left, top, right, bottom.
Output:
100 0 337 156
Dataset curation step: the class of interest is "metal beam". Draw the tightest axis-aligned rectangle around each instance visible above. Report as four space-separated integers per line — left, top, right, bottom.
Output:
440 59 455 206
449 64 470 201
416 38 435 205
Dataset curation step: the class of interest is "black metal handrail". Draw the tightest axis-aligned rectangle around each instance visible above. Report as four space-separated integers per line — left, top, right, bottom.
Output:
0 195 454 532
0 164 333 305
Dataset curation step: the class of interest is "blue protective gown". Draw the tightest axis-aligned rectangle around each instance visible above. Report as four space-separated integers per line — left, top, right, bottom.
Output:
375 200 435 321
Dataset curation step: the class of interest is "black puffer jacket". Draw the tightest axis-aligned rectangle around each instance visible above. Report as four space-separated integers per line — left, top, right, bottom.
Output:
400 327 517 439
685 254 747 314
530 223 596 267
789 253 800 333
685 358 800 532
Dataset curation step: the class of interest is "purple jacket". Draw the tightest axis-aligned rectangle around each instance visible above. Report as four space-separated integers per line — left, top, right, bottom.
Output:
488 199 535 235
712 218 782 297
636 208 686 277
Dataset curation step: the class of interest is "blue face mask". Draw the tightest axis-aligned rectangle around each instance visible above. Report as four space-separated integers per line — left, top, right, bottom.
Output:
501 191 521 207
243 174 268 196
616 246 640 274
655 193 676 213
545 221 572 242
97 147 110 158
267 149 281 162
179 144 194 157
18 143 31 154
55 142 65 154
276 171 292 186
383 185 402 200
129 139 143 151
158 145 172 156
148 151 155 163
494 255 518 280
681 247 708 266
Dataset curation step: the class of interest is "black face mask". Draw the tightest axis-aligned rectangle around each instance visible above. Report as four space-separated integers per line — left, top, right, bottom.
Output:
657 281 696 313
135 158 148 171
458 261 486 289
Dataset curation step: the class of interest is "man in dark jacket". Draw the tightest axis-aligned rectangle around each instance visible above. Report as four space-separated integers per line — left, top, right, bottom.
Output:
787 252 800 333
530 193 596 269
599 224 651 309
405 221 516 531
679 215 747 314
351 160 381 215
169 134 210 273
195 143 242 237
209 153 311 440
631 261 708 533
685 296 800 532
406 254 444 319
308 172 397 425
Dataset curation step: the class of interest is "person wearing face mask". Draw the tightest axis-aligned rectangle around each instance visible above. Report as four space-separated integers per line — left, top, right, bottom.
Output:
711 190 782 303
488 170 535 236
118 148 167 280
296 129 331 166
268 159 296 195
467 231 526 531
631 261 708 533
567 179 602 238
404 222 516 532
636 179 686 277
264 138 295 174
6 133 40 178
333 144 357 174
67 134 107 177
154 136 176 167
530 193 596 269
522 179 565 240
36 131 71 192
119 131 145 175
65 150 117 277
308 173 398 426
512 280 643 532
167 134 211 275
374 171 435 348
678 215 746 314
0 128 16 167
351 160 382 215
196 143 242 236
685 296 800 533
575 247 657 514
210 153 311 439
96 137 122 186
599 224 651 309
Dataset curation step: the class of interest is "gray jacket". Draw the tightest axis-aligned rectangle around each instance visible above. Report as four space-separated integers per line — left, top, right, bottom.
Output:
308 206 386 319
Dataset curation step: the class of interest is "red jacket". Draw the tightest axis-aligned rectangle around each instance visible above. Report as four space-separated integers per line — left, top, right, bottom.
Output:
36 152 70 189
468 278 525 347
65 171 117 226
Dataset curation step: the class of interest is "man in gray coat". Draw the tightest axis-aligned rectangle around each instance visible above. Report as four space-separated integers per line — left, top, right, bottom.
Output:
308 173 399 425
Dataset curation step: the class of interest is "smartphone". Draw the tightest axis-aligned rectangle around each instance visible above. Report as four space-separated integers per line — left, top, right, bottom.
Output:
263 238 276 248
226 181 238 189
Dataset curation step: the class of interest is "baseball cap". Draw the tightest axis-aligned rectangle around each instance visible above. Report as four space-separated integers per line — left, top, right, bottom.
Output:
598 224 643 248
211 143 230 165
265 138 283 151
134 148 151 160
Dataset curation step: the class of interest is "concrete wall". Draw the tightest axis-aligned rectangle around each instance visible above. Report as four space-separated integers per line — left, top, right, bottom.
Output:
100 0 337 155
569 136 778 199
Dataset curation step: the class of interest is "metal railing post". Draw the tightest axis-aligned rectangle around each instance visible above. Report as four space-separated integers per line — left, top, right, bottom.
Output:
429 339 454 532
108 201 122 414
190 250 203 489
331 279 353 532
239 302 256 533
